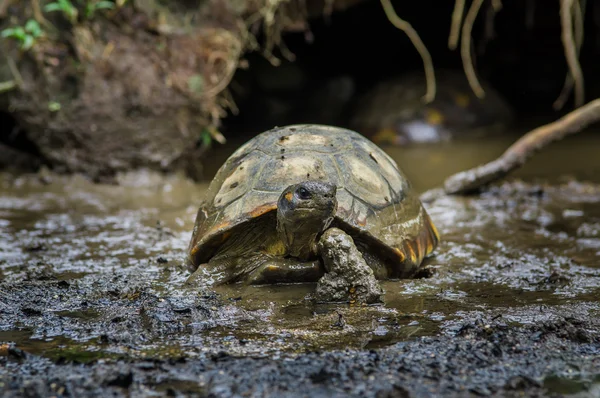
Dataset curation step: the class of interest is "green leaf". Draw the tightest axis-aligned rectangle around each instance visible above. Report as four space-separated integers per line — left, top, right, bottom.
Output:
1 28 17 38
58 0 72 10
48 101 62 112
95 1 115 10
187 74 204 95
200 130 212 147
25 20 42 37
22 35 34 50
44 3 63 12
3 27 26 40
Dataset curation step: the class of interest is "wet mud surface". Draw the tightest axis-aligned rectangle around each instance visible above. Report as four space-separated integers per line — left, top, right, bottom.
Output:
1 139 600 396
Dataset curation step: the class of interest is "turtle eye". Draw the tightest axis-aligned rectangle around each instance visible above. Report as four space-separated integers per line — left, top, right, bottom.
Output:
296 187 311 200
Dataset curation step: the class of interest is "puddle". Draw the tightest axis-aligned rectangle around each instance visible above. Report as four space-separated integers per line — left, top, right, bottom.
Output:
543 373 600 396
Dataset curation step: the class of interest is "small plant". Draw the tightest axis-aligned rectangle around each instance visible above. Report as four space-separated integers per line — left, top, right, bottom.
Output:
48 101 62 112
1 19 43 50
84 1 115 19
44 0 116 23
44 0 78 24
199 128 213 149
198 126 226 149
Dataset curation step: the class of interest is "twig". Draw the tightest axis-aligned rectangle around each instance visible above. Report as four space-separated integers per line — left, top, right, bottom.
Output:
525 0 536 29
478 0 502 56
380 0 436 103
448 0 465 50
554 0 586 110
32 0 54 30
7 57 23 88
461 0 485 98
560 0 585 107
0 80 16 92
0 0 10 18
444 99 600 195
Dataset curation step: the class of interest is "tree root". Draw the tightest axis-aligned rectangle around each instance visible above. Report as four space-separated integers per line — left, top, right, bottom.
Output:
461 0 485 99
389 0 588 108
560 0 585 108
6 57 23 88
443 99 600 195
448 0 465 50
554 0 586 110
380 0 436 103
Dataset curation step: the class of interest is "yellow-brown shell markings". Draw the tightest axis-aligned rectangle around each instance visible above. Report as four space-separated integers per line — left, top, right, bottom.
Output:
186 124 439 272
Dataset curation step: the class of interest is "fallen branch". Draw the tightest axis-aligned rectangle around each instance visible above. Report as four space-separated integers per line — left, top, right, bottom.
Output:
444 99 600 195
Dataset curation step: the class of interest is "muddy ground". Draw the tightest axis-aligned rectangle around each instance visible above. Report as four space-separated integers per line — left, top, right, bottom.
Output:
1 146 599 397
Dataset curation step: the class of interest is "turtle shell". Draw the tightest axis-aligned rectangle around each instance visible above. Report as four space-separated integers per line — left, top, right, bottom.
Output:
187 124 439 274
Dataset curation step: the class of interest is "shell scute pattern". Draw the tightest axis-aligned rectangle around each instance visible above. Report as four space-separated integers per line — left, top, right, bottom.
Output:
190 124 437 266
261 126 353 155
334 188 374 228
255 153 333 192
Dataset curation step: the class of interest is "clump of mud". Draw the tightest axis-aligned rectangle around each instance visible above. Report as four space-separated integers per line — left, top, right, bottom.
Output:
315 227 384 304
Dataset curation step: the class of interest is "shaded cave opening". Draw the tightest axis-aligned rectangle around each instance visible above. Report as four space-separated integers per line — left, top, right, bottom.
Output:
221 0 600 139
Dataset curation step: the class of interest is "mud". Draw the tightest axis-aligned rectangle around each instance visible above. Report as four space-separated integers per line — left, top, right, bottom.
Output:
1 135 600 396
315 227 384 304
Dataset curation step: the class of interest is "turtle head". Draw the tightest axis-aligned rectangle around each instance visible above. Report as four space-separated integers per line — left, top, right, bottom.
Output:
276 181 338 260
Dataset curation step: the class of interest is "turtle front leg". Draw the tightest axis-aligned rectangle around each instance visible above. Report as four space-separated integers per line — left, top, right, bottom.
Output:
315 227 384 304
186 252 323 286
245 256 324 285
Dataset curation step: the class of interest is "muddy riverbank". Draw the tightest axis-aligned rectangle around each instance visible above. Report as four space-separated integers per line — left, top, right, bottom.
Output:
1 134 600 397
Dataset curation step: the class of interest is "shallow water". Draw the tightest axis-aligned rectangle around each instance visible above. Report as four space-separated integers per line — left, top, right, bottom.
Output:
1 128 600 396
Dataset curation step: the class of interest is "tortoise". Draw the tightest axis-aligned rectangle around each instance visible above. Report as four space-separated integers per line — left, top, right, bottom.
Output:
186 124 439 285
348 70 514 145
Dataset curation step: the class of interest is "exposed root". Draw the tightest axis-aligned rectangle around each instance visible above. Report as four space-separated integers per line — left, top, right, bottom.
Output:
461 0 485 99
197 28 246 131
560 0 585 108
202 31 244 99
6 57 23 88
0 80 16 93
444 99 600 195
31 0 54 30
448 0 465 50
554 0 586 110
0 0 13 18
245 0 301 66
478 0 502 55
380 0 436 103
525 0 536 29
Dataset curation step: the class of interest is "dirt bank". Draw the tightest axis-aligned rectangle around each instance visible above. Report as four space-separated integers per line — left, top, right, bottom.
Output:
0 0 320 179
